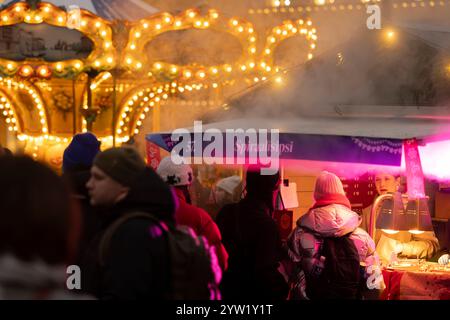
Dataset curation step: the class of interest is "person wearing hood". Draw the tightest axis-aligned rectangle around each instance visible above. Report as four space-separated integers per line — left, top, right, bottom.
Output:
0 156 87 299
82 147 177 300
286 171 383 300
62 132 102 265
360 172 439 263
216 166 288 300
156 157 228 271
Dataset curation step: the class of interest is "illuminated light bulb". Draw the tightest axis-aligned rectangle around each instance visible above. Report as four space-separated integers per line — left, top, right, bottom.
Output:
126 58 133 65
136 62 143 69
211 68 218 74
35 15 42 22
250 37 256 42
104 42 111 49
386 30 395 39
282 30 288 36
170 66 178 73
117 129 122 134
134 129 139 134
42 127 48 133
298 19 304 25
275 76 283 84
164 17 171 23
154 62 162 70
2 16 8 22
231 19 238 26
249 47 256 54
179 87 185 92
276 28 282 34
249 62 255 68
269 37 276 43
195 20 202 27
203 21 209 28
144 107 149 112
137 120 142 126
248 28 254 33
238 26 244 33
285 0 291 5
56 63 63 71
44 7 50 13
188 11 196 18
155 24 161 30
58 16 64 23
162 93 168 99
212 83 218 88
107 57 114 64
240 65 247 71
307 20 312 26
225 66 232 72
119 121 124 126
311 43 316 49
312 35 318 41
95 21 101 28
308 53 314 60
130 44 136 50
266 66 272 72
143 22 149 28
184 70 192 78
265 48 271 55
274 0 281 6
40 119 46 124
7 63 14 70
94 61 101 67
25 15 31 22
140 114 146 120
292 27 297 33
101 30 107 37
75 62 82 69
81 20 87 27
15 7 21 12
175 20 182 27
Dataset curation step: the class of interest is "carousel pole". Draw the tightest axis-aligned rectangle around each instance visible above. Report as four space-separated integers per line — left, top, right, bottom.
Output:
86 75 93 132
112 71 117 147
72 76 77 135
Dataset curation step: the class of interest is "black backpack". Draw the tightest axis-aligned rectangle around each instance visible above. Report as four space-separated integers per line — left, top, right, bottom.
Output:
99 212 220 300
305 233 363 300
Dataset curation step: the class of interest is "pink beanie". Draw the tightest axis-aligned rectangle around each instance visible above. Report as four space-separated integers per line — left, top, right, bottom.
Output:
314 171 346 201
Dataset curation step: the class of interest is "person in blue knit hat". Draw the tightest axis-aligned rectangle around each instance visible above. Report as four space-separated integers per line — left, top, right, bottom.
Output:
62 132 101 266
63 132 101 173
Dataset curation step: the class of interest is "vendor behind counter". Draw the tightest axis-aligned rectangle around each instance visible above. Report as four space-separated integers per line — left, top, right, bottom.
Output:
360 172 440 263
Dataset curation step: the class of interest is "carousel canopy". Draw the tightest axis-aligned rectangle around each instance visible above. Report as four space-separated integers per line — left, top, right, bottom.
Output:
1 0 159 20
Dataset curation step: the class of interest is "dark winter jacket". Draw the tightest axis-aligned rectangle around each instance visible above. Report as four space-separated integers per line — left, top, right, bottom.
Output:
216 196 288 300
81 167 177 300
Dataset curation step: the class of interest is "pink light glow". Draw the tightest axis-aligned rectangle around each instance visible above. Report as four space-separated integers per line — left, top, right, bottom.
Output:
414 139 450 181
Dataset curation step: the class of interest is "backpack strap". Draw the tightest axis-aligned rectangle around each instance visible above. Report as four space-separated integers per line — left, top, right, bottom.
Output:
98 212 164 267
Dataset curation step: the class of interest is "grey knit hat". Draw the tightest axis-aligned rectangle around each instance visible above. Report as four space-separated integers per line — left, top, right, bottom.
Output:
93 147 146 186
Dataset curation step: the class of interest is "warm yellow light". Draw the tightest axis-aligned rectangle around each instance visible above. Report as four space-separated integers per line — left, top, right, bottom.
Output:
143 22 149 29
130 44 136 50
382 229 400 235
249 62 255 68
266 66 272 72
136 62 143 69
107 57 114 64
184 70 192 78
386 30 396 41
7 63 13 70
250 36 256 42
212 83 218 88
35 15 42 22
311 43 316 49
409 230 425 235
249 47 256 54
44 7 50 13
195 20 202 27
81 20 87 27
265 49 271 55
203 21 210 28
308 53 314 60
2 16 8 22
135 32 141 38
275 76 283 84
101 30 107 37
188 11 196 18
198 71 206 78
95 21 101 28
58 16 64 23
211 68 218 74
15 7 21 12
175 20 182 27
75 62 82 69
25 15 31 22
126 58 133 65
155 24 161 30
56 63 63 71
94 61 101 67
240 65 247 71
269 37 276 43
314 0 326 5
164 17 171 23
231 19 238 26
154 62 162 69
238 26 244 33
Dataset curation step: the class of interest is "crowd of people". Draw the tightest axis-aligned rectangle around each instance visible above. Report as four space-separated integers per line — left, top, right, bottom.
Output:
0 136 448 300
